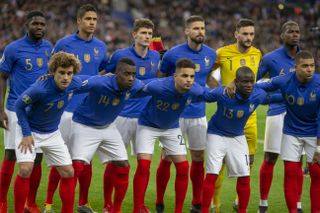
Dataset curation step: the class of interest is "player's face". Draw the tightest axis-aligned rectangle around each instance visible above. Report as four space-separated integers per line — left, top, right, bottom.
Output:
235 26 255 49
235 72 255 98
174 68 195 93
185 21 205 44
26 16 46 40
132 27 153 47
282 25 300 47
295 58 315 83
53 66 74 90
77 11 97 34
116 64 136 90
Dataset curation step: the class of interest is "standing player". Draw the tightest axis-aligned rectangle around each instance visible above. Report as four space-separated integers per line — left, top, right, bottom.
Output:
210 18 262 212
13 52 82 213
0 11 52 213
156 15 217 213
103 18 160 212
44 4 107 213
257 21 303 213
256 51 320 213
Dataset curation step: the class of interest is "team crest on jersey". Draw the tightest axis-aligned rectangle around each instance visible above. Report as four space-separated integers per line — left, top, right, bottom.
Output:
237 110 244 118
68 92 74 101
250 57 255 66
289 68 295 72
22 95 32 104
171 103 180 110
125 92 131 100
139 67 146 76
37 58 43 67
195 64 200 72
279 68 285 76
204 56 210 67
94 48 99 57
57 100 64 109
84 54 91 63
310 91 316 101
112 98 120 106
186 98 192 105
249 103 255 112
240 59 246 66
297 97 304 106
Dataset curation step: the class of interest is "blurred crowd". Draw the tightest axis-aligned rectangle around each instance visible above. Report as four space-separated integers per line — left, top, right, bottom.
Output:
1 0 320 56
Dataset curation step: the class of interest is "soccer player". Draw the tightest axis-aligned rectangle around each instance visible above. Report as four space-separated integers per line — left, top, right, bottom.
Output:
103 18 160 212
256 50 320 213
201 66 282 213
0 11 52 213
70 58 146 213
13 52 82 213
210 18 262 212
44 4 107 213
156 15 217 213
257 21 303 213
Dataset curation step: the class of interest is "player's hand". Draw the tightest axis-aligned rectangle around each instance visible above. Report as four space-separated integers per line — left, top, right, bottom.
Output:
18 136 34 154
0 110 8 130
224 80 236 98
312 151 320 165
37 74 52 81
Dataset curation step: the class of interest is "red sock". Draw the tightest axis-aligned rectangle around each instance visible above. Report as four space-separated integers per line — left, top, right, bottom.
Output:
79 163 92 205
308 163 320 212
259 160 275 200
237 176 251 213
174 161 189 213
60 177 75 213
156 159 172 204
201 174 218 213
104 163 116 208
26 164 41 206
0 160 15 203
284 161 299 213
14 175 30 213
297 162 303 203
190 160 204 205
73 161 85 186
45 167 60 204
113 165 129 212
133 159 151 211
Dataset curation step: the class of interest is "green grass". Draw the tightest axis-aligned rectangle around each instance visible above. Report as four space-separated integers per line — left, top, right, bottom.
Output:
2 104 311 212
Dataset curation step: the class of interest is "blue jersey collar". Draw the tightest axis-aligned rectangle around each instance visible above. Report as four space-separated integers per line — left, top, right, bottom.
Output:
112 75 130 93
281 45 300 59
293 72 315 87
185 42 203 53
74 32 94 43
130 46 150 59
24 34 43 46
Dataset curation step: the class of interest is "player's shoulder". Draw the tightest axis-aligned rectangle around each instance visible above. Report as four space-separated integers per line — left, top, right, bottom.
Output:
92 37 107 48
4 37 26 52
216 43 237 57
202 44 216 54
41 39 53 48
249 46 262 55
147 49 161 59
56 34 75 44
112 47 132 57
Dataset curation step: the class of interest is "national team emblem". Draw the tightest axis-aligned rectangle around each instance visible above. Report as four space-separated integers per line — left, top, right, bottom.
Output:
237 110 244 118
94 48 99 57
37 58 43 67
289 68 295 72
171 103 180 110
68 92 74 101
310 91 316 101
151 61 155 68
297 97 304 106
240 59 246 66
279 68 285 76
84 54 91 63
249 103 255 112
22 95 32 104
186 98 192 105
195 64 200 72
204 56 210 67
139 67 146 76
57 100 64 109
112 98 120 106
250 56 255 66
125 92 131 100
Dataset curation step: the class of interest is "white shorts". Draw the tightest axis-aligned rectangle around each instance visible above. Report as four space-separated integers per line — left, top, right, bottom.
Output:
135 125 187 156
206 134 250 177
59 111 73 146
264 112 285 153
179 117 207 150
281 134 316 163
70 121 128 164
15 127 71 166
115 116 138 154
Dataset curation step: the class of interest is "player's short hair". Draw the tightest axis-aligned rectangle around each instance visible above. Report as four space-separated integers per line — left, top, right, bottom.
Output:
26 11 45 23
236 66 254 79
175 58 196 70
77 4 97 19
295 51 314 64
48 52 81 74
132 18 154 32
185 15 204 27
281 20 299 33
236 18 255 31
116 58 136 71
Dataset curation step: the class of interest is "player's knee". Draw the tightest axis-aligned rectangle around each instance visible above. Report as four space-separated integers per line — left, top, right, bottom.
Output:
190 150 204 161
58 165 74 178
34 153 43 165
112 160 129 167
175 161 189 176
18 164 33 177
309 163 320 179
4 149 16 161
264 152 278 163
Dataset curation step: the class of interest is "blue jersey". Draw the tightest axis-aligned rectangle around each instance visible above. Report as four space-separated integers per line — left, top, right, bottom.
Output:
257 46 297 116
15 76 83 137
53 33 108 112
73 75 145 127
160 43 216 118
207 86 273 137
106 47 160 118
0 35 52 111
258 72 320 138
138 77 206 129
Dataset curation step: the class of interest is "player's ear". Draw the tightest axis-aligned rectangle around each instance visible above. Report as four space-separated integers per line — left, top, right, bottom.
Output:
77 17 81 25
234 30 238 39
132 31 137 39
